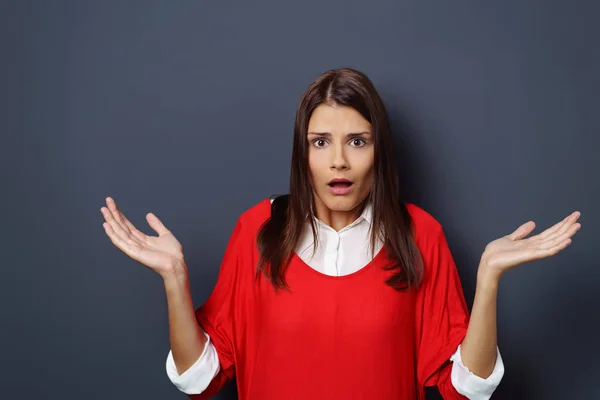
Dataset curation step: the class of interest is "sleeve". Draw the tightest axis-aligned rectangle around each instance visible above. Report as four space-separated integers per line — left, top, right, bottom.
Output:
185 216 245 400
165 329 221 394
414 224 471 400
449 344 505 400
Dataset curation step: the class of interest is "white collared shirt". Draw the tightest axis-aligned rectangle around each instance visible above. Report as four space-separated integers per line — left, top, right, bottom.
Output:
294 197 383 276
165 199 504 399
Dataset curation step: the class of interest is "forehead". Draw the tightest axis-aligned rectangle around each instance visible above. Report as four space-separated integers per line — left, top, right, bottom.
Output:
307 104 372 133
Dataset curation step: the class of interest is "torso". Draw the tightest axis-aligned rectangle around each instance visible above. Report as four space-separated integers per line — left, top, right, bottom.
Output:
232 198 421 399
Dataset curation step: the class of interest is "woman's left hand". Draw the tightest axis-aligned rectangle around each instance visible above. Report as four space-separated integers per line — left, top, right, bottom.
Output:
479 211 582 280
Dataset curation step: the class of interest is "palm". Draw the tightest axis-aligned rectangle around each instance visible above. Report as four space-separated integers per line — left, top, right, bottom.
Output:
101 197 184 275
481 211 581 276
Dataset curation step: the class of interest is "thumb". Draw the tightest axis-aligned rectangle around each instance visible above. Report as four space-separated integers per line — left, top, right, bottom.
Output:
146 212 170 236
507 220 536 241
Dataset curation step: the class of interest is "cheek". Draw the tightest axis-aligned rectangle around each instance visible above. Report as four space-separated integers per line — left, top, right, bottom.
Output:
353 152 375 178
308 150 328 177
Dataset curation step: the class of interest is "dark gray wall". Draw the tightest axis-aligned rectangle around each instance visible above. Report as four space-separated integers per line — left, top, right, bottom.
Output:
2 1 598 399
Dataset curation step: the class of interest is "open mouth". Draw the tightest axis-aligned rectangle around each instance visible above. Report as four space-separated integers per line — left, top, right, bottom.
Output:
327 179 354 195
327 181 353 187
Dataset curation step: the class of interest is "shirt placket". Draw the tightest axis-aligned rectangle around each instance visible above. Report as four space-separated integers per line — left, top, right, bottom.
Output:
323 229 340 276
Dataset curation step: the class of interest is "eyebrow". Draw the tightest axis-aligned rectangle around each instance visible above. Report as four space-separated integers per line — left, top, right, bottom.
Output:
307 131 372 139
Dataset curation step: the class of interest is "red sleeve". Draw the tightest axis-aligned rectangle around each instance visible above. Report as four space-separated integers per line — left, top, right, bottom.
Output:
187 217 245 400
414 224 471 399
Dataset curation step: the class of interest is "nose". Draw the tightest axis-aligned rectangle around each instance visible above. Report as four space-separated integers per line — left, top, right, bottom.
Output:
330 142 349 171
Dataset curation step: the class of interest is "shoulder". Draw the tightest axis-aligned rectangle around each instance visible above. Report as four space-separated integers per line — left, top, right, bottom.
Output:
404 202 446 249
405 203 443 234
234 196 274 235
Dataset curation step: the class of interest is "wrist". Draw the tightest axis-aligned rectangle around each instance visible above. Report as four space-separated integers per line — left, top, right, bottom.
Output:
477 260 502 288
161 260 189 283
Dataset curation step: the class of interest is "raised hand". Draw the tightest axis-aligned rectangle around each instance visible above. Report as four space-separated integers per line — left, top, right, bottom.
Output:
479 211 582 279
101 197 185 276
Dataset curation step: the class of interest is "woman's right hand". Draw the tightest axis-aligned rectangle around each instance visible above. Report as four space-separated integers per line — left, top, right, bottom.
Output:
101 197 185 277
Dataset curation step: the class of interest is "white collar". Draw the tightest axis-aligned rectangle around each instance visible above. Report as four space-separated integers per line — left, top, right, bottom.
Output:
296 200 373 255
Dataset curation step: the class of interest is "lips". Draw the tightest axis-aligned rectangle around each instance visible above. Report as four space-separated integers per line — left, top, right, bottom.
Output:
328 178 354 195
327 178 353 186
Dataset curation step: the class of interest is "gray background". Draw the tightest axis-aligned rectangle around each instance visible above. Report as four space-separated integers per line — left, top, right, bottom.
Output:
2 1 598 399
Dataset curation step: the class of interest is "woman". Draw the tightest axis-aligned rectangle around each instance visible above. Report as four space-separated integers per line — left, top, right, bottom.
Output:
101 68 581 399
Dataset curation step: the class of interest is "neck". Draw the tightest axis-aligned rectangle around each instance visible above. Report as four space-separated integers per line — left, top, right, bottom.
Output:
313 198 368 232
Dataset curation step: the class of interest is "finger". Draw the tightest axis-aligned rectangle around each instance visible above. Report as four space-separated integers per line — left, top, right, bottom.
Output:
537 215 570 240
104 197 150 245
146 212 170 236
121 217 149 244
103 221 137 257
105 197 149 243
540 223 581 250
508 221 536 241
101 205 135 245
536 236 572 258
539 211 580 240
106 197 130 234
553 212 581 238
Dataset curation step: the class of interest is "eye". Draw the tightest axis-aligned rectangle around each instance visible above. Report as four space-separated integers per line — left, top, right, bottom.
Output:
350 138 367 147
312 139 328 148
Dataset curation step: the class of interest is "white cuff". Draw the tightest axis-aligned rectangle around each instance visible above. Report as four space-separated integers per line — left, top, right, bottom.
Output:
165 330 221 394
449 344 504 400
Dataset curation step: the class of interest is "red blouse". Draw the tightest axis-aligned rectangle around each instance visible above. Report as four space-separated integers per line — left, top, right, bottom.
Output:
188 198 470 399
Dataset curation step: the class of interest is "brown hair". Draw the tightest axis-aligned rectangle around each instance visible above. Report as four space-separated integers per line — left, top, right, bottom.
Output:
256 67 423 292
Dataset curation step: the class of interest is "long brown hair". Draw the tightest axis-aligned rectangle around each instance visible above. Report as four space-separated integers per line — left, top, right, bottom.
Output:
256 67 423 292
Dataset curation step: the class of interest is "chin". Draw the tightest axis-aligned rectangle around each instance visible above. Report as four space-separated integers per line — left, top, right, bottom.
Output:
322 195 361 211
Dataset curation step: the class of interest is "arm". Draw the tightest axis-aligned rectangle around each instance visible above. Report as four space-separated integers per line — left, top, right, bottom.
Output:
460 210 581 378
162 262 207 375
173 217 246 399
457 268 500 378
163 263 223 395
450 343 504 400
165 328 221 394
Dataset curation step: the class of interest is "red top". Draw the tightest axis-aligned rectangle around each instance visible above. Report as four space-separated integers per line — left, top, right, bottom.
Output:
188 198 470 400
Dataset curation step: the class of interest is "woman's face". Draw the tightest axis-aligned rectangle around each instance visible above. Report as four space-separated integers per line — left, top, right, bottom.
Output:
307 103 375 223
